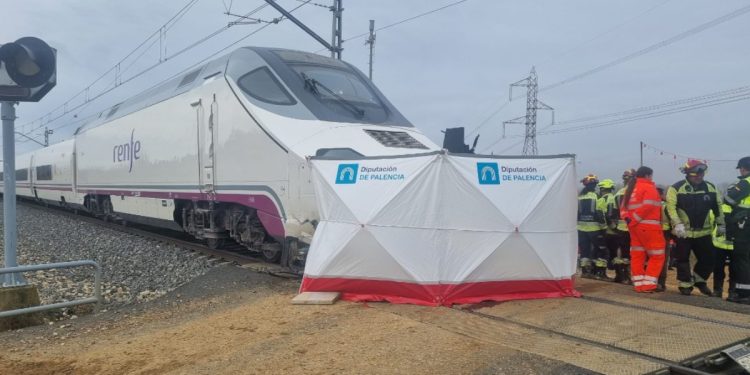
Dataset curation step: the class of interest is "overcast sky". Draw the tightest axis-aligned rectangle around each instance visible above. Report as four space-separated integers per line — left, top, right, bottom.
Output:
2 0 748 187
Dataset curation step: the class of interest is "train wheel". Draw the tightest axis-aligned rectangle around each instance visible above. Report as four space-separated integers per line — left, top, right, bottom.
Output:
206 238 225 249
262 245 282 263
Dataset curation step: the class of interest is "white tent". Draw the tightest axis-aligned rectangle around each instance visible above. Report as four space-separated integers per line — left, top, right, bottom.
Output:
300 152 580 306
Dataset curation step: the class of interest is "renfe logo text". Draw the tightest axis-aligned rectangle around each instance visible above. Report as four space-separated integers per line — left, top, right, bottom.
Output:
113 129 142 173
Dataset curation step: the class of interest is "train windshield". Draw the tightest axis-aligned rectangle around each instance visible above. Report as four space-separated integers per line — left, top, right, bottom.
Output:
291 64 388 122
231 48 413 126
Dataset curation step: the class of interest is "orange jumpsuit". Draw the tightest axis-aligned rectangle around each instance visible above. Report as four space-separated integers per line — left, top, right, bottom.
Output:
621 178 666 292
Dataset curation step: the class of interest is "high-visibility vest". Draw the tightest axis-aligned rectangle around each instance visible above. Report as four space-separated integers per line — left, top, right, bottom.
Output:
598 193 613 232
578 190 603 232
738 176 750 209
712 204 733 250
661 203 671 231
610 188 629 232
622 178 662 230
666 179 723 238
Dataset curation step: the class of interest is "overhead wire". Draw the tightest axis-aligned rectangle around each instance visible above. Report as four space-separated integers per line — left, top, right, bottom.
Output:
465 0 672 137
535 0 672 68
19 1 275 138
540 3 750 92
469 2 750 142
481 86 750 154
539 93 750 136
42 1 312 136
313 0 471 54
484 93 750 154
18 0 202 136
294 0 330 9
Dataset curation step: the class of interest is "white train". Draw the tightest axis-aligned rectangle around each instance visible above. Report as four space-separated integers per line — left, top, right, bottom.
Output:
2 47 439 267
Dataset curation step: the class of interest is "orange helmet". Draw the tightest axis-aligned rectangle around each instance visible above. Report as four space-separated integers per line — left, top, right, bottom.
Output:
622 168 636 181
680 159 707 175
581 174 599 186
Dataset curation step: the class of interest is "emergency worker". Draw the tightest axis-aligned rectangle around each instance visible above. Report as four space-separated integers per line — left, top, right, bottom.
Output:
724 156 750 304
598 179 618 275
608 169 636 283
711 204 734 298
578 174 607 278
657 185 672 292
666 159 724 296
620 166 665 293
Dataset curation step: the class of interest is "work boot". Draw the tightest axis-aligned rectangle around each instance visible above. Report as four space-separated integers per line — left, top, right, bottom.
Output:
613 264 624 283
581 265 594 279
696 283 713 296
655 284 666 293
679 286 693 296
622 267 633 284
712 289 723 298
668 258 677 270
595 267 612 281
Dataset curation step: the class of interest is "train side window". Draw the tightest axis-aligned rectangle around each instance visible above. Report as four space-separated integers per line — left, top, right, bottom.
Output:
237 67 296 106
15 168 28 181
36 165 52 180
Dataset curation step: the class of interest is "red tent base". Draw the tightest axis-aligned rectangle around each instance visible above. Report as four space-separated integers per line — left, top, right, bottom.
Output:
300 276 581 307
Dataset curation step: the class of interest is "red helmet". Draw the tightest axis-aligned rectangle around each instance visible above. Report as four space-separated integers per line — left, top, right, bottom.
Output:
581 174 599 185
680 159 707 175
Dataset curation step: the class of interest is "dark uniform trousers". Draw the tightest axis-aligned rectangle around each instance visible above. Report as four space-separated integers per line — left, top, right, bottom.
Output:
674 236 714 285
732 240 750 298
714 248 733 293
578 230 604 262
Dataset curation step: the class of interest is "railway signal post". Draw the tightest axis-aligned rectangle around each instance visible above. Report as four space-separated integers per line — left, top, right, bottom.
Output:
0 36 57 286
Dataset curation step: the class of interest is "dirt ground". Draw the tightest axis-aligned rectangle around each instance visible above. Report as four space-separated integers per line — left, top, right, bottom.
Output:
0 265 593 375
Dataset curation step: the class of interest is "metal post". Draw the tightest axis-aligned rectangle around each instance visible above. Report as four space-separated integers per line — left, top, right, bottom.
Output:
366 19 376 80
44 126 53 147
264 0 337 55
640 141 644 167
1 101 24 286
330 0 343 59
336 0 343 59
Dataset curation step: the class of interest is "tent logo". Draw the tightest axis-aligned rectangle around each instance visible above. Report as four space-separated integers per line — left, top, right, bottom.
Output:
336 163 359 184
476 162 500 185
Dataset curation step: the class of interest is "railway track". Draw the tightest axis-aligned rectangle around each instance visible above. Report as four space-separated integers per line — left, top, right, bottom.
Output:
375 278 750 375
15 200 750 373
18 200 302 279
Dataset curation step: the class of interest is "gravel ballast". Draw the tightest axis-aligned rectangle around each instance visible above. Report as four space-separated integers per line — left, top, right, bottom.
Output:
0 201 215 315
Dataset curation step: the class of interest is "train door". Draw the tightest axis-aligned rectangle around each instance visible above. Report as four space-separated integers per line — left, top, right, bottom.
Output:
71 144 77 194
193 96 217 194
30 155 38 199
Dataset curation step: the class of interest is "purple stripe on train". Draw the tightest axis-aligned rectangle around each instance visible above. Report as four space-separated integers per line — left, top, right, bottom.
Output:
77 188 285 237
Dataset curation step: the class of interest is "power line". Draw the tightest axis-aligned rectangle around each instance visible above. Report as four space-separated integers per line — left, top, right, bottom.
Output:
554 85 750 127
481 86 750 154
540 3 750 92
18 0 202 135
314 0 471 54
466 101 510 138
19 1 275 138
346 0 470 42
468 2 750 139
536 0 672 68
41 1 312 136
294 0 330 9
539 93 750 136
